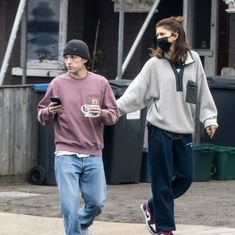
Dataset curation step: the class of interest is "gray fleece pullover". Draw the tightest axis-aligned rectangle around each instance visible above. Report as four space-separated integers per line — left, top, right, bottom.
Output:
117 50 218 134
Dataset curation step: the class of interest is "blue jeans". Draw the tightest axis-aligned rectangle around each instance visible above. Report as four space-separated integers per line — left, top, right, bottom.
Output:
55 155 107 235
147 124 193 232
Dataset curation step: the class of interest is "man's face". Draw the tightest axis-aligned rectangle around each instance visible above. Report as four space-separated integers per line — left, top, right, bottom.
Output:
64 55 87 74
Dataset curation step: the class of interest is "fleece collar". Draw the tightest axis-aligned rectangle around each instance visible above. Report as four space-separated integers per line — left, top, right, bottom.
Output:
185 51 195 65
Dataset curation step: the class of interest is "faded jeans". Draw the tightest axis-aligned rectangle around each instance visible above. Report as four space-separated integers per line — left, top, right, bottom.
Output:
55 154 107 235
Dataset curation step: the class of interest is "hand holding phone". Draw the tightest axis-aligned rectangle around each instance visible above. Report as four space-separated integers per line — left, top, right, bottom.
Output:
49 96 63 115
50 96 63 106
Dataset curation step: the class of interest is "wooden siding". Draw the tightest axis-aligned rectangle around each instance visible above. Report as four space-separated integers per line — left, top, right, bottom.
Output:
0 85 38 179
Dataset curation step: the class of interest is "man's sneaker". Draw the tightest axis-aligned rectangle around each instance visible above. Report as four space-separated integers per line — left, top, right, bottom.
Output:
80 228 92 235
157 232 174 235
140 203 157 234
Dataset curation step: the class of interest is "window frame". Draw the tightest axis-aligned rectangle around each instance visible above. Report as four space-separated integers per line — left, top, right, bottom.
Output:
13 0 68 77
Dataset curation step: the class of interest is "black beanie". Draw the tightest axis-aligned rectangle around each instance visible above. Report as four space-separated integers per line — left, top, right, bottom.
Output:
63 39 90 60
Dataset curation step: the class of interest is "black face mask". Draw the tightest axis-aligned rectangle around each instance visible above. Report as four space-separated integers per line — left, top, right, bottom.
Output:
156 37 172 52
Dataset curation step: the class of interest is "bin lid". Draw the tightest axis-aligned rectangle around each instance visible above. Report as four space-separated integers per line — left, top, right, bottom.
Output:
109 79 132 97
109 79 132 88
207 76 235 89
32 83 49 92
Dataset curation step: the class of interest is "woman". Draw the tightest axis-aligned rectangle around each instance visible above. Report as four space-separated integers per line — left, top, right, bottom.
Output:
117 16 218 235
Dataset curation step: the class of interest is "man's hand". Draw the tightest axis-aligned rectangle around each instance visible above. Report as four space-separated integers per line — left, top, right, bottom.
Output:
48 102 63 115
89 105 102 118
206 125 218 139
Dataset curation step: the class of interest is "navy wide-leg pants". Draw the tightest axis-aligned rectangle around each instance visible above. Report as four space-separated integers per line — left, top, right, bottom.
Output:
147 123 193 232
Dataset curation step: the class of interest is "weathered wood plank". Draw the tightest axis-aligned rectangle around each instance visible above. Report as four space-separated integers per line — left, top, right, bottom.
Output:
0 86 38 177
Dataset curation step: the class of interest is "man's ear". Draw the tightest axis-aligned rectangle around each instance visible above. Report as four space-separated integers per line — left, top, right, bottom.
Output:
83 58 88 64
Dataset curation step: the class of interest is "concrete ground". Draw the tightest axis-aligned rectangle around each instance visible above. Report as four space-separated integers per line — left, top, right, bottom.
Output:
0 180 235 234
1 212 235 235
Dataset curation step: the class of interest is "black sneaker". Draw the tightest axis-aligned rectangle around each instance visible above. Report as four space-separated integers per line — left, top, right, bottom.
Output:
140 203 157 234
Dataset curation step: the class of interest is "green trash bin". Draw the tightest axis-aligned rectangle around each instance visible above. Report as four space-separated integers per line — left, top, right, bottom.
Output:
212 146 235 180
192 144 215 182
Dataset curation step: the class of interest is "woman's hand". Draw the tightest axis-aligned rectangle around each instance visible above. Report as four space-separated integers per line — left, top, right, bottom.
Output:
206 125 218 139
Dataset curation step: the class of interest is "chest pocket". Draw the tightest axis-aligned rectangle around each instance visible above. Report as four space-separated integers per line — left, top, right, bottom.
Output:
186 80 197 104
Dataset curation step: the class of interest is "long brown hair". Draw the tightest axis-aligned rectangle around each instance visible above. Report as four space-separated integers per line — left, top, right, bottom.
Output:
150 16 190 64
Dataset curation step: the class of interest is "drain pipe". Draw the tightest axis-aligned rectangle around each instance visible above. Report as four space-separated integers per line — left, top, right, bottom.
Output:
117 0 161 79
116 0 125 80
0 0 27 85
21 0 28 84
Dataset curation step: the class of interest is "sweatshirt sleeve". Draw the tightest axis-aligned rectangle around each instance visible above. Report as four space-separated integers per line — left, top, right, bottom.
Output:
117 66 152 116
196 60 218 128
37 84 55 125
100 81 119 125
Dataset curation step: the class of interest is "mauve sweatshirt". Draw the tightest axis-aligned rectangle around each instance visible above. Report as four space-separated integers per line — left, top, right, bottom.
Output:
37 72 118 156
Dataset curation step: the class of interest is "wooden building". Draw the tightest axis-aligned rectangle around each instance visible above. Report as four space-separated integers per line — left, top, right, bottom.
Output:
0 0 234 85
0 0 235 182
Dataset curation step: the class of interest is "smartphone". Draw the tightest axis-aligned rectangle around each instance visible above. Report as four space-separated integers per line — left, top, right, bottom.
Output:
50 96 63 106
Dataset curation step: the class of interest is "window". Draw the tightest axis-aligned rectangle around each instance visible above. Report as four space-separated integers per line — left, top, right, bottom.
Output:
192 0 212 49
184 0 219 76
12 0 68 77
27 0 67 69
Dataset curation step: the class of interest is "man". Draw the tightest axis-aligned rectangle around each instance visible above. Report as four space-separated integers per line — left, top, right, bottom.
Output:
37 39 118 235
